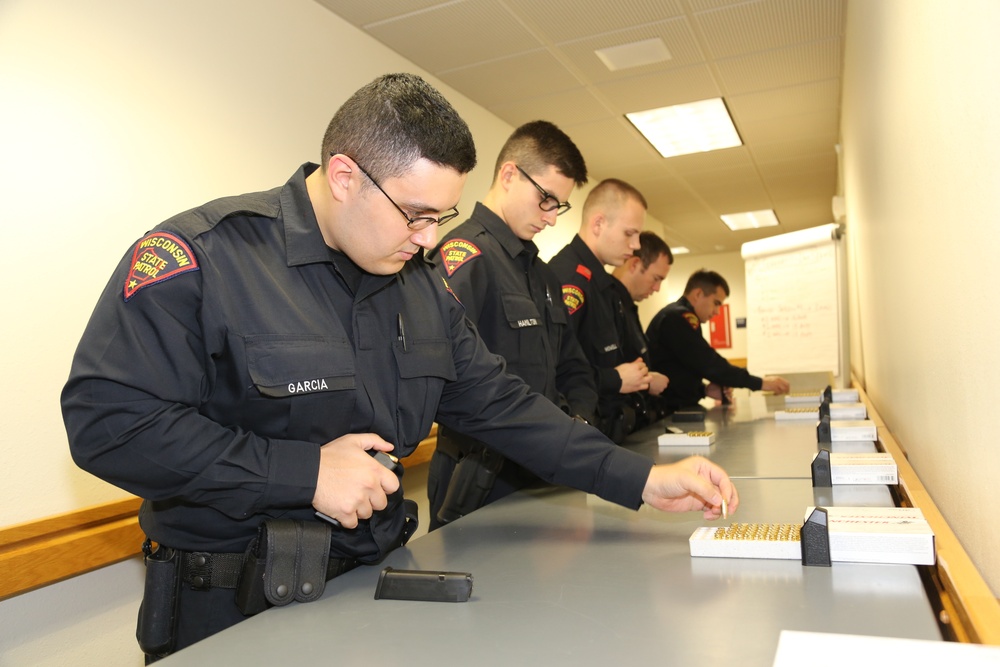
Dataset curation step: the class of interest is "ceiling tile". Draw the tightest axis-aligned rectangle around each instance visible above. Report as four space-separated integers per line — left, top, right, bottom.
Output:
655 146 755 174
487 87 613 130
312 0 452 26
693 0 845 60
750 135 838 164
502 0 686 43
311 0 847 257
738 109 839 145
714 38 843 95
727 78 841 122
593 64 722 114
553 17 703 83
563 117 662 170
366 1 543 73
437 50 580 108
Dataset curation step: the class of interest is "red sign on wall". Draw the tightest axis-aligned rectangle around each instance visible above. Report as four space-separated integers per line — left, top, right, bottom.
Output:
709 304 732 349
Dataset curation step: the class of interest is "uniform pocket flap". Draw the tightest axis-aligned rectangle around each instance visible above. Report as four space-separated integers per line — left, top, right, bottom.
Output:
500 292 541 328
245 335 355 396
393 339 457 381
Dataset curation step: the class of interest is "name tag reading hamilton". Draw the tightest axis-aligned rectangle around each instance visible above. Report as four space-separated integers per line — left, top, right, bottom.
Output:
512 318 539 328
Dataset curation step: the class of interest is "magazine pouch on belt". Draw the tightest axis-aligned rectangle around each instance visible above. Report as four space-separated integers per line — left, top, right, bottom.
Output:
261 519 332 606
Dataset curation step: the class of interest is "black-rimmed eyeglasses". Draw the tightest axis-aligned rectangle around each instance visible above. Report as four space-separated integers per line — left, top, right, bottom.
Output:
516 165 571 216
339 154 460 230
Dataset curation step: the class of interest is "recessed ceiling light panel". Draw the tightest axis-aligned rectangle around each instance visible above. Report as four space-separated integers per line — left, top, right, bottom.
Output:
626 98 742 158
720 209 780 231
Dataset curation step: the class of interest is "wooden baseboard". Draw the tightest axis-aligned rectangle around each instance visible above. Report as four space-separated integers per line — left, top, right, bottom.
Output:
0 497 144 600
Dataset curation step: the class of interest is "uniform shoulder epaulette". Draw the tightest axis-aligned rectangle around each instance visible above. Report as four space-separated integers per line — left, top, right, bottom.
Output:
575 264 592 280
438 238 481 276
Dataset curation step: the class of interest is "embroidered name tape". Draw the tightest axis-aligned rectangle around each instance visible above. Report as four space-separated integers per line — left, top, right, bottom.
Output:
124 232 199 301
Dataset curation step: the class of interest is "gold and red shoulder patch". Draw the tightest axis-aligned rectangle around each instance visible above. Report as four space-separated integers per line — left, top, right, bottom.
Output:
575 264 592 281
124 232 199 301
439 239 481 276
562 284 585 315
683 312 700 330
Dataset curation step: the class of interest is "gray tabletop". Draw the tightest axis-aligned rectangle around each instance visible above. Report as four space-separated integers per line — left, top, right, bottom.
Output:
629 392 875 478
161 373 939 665
162 478 939 666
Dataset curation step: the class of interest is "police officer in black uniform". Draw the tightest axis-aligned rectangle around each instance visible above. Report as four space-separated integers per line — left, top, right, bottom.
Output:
549 179 652 442
610 231 674 423
427 121 597 529
646 269 791 411
62 74 739 661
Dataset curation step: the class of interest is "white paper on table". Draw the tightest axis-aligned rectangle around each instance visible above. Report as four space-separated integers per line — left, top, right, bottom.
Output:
772 630 1000 667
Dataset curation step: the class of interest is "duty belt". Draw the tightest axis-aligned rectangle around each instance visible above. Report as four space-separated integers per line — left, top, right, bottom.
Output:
178 549 357 590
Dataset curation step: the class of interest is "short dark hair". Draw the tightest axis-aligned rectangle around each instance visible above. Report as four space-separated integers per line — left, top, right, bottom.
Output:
635 231 672 269
321 73 477 182
684 269 729 297
493 120 587 186
582 178 648 219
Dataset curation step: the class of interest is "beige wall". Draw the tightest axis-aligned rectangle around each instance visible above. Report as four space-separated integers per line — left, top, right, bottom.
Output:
0 0 515 664
842 0 1000 595
0 0 515 528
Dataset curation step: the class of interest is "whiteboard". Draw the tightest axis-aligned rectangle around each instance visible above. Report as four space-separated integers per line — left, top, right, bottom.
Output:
742 223 848 382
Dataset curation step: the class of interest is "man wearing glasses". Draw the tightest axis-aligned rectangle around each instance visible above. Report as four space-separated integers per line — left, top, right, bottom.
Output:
550 179 653 443
63 74 739 660
426 121 597 529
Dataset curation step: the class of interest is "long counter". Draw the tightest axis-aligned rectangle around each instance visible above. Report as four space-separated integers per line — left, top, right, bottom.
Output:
161 377 945 666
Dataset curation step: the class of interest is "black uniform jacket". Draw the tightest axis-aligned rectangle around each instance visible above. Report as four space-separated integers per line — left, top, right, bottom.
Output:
646 296 763 408
62 164 651 559
430 203 597 420
611 277 650 365
549 235 625 403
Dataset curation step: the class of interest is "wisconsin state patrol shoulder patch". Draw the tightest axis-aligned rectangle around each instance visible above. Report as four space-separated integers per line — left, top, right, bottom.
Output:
562 284 585 315
439 239 481 276
124 232 200 301
683 312 700 330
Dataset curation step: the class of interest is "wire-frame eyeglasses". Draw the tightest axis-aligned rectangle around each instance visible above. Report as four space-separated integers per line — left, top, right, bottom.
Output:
515 165 572 216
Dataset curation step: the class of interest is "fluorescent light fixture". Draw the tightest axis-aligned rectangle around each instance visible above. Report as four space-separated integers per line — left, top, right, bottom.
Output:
626 98 742 158
720 209 780 231
671 246 690 255
595 38 671 71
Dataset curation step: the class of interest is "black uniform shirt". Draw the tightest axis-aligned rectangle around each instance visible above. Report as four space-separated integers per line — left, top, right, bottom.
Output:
549 235 625 403
646 296 763 408
611 276 650 364
62 164 651 556
430 203 597 419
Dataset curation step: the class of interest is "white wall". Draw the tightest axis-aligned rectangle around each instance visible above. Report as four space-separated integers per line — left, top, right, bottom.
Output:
0 1 514 664
0 0 512 526
842 0 1000 595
